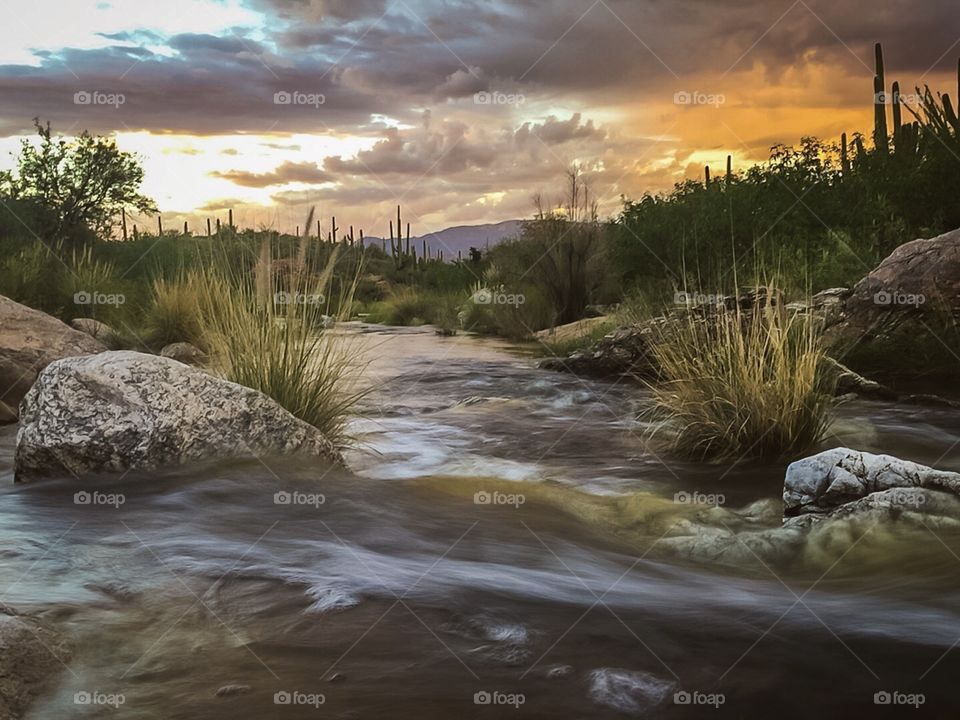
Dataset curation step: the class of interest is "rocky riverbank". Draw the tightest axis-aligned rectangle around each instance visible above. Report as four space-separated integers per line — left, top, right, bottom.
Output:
540 228 960 397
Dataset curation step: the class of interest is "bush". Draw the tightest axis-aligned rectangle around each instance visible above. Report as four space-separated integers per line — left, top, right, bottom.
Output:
142 275 203 348
193 238 365 445
644 293 836 461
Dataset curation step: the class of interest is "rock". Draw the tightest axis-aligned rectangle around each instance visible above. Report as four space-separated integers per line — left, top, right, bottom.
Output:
534 316 610 344
0 401 16 424
660 519 806 566
790 486 960 527
538 322 657 378
0 358 36 415
215 684 252 697
14 351 342 482
834 229 960 337
783 448 960 516
822 357 897 400
0 296 105 415
823 229 960 382
0 606 72 719
70 317 113 340
538 289 780 379
160 342 207 366
810 287 851 328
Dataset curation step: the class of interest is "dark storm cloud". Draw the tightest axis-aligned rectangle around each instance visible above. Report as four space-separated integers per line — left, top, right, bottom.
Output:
2 0 957 137
1 0 958 228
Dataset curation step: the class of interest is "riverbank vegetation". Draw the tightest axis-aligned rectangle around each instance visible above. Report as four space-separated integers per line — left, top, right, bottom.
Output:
645 293 836 460
1 43 957 456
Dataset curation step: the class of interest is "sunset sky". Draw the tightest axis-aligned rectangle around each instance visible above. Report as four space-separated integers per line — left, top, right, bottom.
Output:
0 0 957 235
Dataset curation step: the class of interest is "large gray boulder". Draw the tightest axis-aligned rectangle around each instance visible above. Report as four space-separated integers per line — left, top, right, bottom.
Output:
14 351 341 482
0 296 106 422
783 448 960 515
0 606 72 719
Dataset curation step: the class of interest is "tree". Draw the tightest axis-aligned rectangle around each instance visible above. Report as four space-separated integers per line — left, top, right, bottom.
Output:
0 119 156 247
488 167 606 325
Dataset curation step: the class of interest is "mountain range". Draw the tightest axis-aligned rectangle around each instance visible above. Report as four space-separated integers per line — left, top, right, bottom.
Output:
366 219 523 259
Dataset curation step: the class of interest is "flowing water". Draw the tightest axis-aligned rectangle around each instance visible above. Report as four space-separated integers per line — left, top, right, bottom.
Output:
3 326 960 718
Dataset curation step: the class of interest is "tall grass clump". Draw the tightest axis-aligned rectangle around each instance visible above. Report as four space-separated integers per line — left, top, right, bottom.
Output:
143 274 203 348
645 291 836 461
193 212 366 445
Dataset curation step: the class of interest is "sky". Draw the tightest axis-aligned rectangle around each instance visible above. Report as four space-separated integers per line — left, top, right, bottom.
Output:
0 0 958 235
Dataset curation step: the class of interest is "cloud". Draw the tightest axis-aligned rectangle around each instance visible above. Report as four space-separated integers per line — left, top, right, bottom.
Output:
211 160 332 187
1 0 958 231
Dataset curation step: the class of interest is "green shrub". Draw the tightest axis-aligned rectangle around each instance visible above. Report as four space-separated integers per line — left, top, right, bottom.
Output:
645 293 836 461
142 275 203 348
193 237 366 445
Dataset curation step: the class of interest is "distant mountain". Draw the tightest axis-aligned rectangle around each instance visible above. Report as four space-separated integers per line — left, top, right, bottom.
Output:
367 219 523 259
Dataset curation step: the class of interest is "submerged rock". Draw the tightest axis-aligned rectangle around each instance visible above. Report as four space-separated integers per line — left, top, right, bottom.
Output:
0 605 72 719
783 448 960 516
14 351 341 482
662 450 960 568
0 296 105 422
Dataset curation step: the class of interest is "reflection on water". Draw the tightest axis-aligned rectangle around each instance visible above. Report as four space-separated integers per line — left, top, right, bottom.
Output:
2 325 960 718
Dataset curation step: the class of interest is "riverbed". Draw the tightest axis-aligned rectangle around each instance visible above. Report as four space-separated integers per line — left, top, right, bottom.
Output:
3 325 960 718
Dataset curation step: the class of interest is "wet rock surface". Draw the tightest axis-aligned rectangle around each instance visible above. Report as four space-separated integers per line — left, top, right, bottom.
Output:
14 351 341 481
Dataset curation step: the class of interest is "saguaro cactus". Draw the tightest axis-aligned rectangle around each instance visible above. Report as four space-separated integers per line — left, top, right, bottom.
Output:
874 43 889 154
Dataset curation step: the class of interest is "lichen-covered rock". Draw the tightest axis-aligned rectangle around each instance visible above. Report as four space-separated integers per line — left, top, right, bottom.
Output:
0 605 72 719
160 342 207 366
14 351 341 482
783 448 960 515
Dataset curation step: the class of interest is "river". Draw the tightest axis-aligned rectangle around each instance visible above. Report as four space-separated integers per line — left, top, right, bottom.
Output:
2 325 960 718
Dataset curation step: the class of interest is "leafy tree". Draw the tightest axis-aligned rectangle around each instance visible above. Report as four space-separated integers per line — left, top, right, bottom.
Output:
0 119 156 247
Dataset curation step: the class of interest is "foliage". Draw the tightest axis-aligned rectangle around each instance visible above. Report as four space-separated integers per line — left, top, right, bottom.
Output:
644 294 836 461
142 275 204 349
485 168 607 326
0 120 156 247
192 228 366 445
